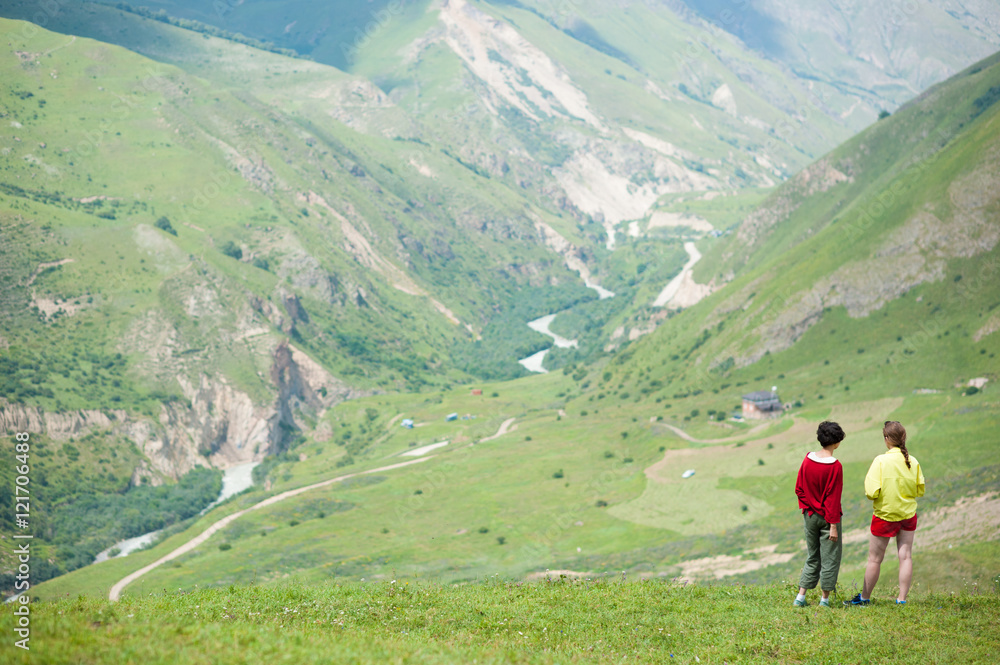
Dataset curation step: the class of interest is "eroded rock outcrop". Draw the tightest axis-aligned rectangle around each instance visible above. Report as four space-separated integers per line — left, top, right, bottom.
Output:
0 342 361 482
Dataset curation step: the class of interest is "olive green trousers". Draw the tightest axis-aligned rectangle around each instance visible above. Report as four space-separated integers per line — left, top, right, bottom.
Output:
798 511 843 592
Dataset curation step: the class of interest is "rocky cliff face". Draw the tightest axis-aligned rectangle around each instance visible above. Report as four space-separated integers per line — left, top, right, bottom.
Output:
0 342 359 483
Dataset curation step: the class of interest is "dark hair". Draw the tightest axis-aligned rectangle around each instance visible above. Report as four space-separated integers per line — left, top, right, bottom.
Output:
884 421 910 468
816 421 845 447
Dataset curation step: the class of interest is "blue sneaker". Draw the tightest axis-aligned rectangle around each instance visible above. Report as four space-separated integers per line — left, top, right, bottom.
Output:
896 599 907 605
843 593 870 606
793 598 808 607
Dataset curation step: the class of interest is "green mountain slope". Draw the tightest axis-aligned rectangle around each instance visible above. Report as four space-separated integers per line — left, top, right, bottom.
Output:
32 0 995 351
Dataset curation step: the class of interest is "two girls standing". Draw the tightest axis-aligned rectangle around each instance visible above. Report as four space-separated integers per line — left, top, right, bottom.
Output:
793 420 925 607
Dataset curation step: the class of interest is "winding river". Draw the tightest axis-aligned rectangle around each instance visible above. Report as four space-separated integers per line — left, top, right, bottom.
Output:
518 281 615 373
93 461 260 563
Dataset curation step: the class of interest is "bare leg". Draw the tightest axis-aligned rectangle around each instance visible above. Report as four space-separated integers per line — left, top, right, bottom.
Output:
821 589 830 600
863 535 890 599
896 529 915 601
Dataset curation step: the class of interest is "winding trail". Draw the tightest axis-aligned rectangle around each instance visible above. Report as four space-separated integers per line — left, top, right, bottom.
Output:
108 457 433 601
479 417 516 442
109 416 520 600
658 421 771 445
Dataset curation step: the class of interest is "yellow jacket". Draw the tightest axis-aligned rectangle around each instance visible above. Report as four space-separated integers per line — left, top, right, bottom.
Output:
864 447 925 521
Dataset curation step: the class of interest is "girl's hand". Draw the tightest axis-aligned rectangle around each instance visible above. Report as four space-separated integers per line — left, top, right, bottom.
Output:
829 525 839 542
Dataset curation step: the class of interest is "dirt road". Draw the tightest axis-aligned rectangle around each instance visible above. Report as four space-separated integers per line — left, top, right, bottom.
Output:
108 457 433 601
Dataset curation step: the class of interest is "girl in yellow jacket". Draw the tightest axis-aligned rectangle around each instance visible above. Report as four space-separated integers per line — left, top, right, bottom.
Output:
845 421 925 606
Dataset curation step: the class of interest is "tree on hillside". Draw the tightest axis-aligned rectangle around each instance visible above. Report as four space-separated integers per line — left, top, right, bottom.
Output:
154 216 177 235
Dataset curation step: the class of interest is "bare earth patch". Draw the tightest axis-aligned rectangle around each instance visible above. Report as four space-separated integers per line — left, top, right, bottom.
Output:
845 492 1000 549
677 544 796 582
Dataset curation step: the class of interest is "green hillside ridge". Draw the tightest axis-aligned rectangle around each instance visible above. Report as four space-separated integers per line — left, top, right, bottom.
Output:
6 582 1000 664
87 0 1000 131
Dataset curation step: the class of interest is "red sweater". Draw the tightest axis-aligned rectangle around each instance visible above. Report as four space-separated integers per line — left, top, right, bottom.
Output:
795 453 843 524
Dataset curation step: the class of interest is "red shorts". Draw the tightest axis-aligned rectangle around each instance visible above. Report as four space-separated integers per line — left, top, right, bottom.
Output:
871 514 918 538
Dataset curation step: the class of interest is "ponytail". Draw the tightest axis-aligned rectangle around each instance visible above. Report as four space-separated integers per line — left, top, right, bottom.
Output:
898 441 911 469
883 421 911 468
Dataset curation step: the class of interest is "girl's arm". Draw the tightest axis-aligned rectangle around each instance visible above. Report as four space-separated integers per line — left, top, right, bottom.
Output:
915 462 925 498
864 458 882 500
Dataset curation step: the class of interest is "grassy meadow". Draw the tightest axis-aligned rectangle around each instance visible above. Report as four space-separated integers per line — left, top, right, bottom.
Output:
7 580 1000 664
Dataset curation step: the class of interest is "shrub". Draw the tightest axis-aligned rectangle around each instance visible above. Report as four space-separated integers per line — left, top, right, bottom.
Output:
154 216 177 235
289 520 300 527
552 469 564 479
757 459 765 466
623 457 633 464
219 240 242 260
604 451 614 459
478 526 489 534
219 543 232 551
596 499 608 507
252 256 269 271
497 536 506 545
690 409 700 418
963 386 980 396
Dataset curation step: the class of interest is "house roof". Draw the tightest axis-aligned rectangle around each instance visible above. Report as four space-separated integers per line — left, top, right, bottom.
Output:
743 390 779 402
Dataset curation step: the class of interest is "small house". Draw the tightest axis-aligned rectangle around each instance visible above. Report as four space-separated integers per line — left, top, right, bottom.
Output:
471 389 483 396
401 418 414 429
446 412 458 422
742 390 783 419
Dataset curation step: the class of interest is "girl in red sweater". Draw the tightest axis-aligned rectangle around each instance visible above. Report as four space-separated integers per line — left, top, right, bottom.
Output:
793 421 845 607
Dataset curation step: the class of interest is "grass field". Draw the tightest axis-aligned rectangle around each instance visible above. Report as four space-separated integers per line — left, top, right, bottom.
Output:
7 580 999 664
